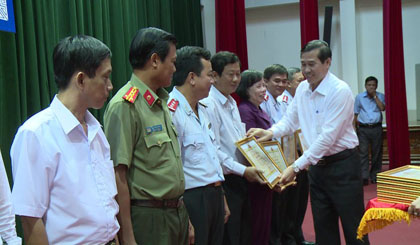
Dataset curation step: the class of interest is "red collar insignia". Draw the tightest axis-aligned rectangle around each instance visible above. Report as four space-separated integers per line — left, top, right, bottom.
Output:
282 95 288 103
168 99 179 112
143 90 155 106
264 94 269 101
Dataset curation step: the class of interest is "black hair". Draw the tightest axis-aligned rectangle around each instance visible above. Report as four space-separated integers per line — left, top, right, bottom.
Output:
129 27 177 69
301 40 331 63
236 70 263 101
365 76 378 86
211 51 241 76
53 35 111 90
172 46 211 86
263 64 287 80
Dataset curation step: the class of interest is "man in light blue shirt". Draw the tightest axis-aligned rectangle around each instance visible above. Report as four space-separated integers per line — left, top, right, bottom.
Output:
169 46 227 245
354 76 386 185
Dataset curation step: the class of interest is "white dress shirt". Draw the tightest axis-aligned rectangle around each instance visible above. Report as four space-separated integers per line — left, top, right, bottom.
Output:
270 72 358 170
11 96 119 244
169 88 225 189
278 90 293 116
0 151 21 245
260 90 282 125
201 86 247 176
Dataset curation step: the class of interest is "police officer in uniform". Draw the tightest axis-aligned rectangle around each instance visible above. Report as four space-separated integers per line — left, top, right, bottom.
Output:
104 28 192 245
168 46 227 245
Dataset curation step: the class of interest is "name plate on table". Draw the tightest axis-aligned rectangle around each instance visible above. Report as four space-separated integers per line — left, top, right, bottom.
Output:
236 137 282 189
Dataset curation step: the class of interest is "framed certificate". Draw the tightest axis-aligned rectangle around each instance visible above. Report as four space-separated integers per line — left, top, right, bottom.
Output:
281 135 297 163
235 137 282 189
295 129 309 153
260 141 290 171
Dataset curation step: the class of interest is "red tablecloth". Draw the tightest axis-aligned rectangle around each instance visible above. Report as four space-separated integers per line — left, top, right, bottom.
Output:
357 198 411 239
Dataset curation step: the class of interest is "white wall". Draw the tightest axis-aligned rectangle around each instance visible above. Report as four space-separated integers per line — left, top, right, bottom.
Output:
201 0 420 120
355 0 420 120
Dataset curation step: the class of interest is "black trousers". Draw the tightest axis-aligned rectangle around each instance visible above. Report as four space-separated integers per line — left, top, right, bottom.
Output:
309 150 369 245
222 174 252 245
357 126 383 180
184 185 225 245
283 170 310 245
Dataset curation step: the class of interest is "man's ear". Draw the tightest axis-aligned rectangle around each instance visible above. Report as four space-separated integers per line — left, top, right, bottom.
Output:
151 53 160 69
75 72 85 89
188 72 196 86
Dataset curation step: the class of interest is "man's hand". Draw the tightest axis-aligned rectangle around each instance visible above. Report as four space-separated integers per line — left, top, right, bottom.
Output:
279 166 297 186
243 167 265 184
223 195 231 223
188 219 195 245
408 196 420 217
246 128 274 142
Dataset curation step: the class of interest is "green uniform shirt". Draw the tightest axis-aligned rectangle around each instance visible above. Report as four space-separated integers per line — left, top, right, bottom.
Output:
104 74 185 200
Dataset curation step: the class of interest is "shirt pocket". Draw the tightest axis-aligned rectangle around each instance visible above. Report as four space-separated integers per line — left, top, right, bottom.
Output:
144 132 172 148
144 133 173 169
182 134 206 165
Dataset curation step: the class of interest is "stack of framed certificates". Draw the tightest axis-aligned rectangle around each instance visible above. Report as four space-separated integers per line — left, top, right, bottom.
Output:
376 165 420 205
236 137 291 189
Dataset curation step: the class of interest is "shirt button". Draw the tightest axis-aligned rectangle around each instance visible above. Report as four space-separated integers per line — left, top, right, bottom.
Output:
157 140 162 146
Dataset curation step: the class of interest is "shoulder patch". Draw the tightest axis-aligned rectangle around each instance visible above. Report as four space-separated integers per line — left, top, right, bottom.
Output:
143 90 155 106
122 87 139 103
264 94 269 101
282 95 288 103
168 99 179 112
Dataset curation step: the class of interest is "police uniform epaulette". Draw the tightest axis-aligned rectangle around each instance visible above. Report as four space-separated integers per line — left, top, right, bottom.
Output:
168 98 179 112
198 101 208 108
122 86 139 103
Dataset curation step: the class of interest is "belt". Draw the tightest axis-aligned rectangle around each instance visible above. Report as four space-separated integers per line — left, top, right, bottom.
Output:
131 196 183 208
105 239 116 245
207 181 222 187
317 148 357 166
359 122 382 128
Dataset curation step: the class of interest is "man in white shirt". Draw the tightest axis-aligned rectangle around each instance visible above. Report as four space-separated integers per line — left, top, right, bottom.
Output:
248 40 369 245
0 150 21 245
10 35 119 244
260 64 288 125
169 46 228 245
201 51 263 245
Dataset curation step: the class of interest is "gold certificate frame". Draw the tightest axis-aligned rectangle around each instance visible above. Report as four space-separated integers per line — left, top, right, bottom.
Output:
281 135 297 163
235 137 282 189
295 129 309 153
378 165 420 184
260 141 290 171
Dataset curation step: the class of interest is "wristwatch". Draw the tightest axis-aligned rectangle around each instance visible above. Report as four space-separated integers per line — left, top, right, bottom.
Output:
292 162 300 174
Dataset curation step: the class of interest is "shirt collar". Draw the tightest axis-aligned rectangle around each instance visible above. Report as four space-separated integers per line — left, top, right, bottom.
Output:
311 72 331 96
211 85 234 106
266 90 279 106
283 90 293 99
362 91 369 98
171 87 194 116
130 74 169 107
50 95 101 136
